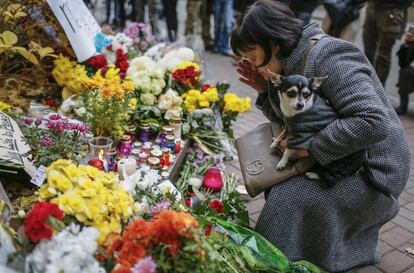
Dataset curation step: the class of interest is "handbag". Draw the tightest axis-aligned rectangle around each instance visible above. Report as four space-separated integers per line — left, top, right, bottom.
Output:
236 122 315 197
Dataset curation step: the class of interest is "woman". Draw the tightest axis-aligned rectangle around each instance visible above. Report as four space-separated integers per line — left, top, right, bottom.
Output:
231 0 410 271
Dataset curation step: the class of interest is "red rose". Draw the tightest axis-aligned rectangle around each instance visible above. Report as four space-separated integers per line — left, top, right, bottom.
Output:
184 198 191 207
202 84 212 91
209 200 224 214
86 55 108 70
23 202 64 242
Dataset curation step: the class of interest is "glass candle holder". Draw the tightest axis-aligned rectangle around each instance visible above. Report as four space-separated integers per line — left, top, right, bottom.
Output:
88 137 113 171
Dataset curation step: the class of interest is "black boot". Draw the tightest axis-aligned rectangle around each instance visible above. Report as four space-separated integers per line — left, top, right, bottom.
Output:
395 93 409 115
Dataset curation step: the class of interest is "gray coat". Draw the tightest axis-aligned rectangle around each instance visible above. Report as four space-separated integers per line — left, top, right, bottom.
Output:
255 23 410 272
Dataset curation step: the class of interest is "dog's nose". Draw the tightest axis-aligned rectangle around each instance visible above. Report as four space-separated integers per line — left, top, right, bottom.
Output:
296 103 304 110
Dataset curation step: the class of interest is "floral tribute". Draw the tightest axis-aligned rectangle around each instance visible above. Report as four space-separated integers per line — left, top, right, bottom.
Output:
123 22 156 53
181 86 219 112
81 65 135 137
108 210 200 273
38 160 134 243
21 114 89 167
23 201 64 243
171 61 201 92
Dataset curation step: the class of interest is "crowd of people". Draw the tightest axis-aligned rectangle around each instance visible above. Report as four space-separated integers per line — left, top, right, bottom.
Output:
91 0 414 114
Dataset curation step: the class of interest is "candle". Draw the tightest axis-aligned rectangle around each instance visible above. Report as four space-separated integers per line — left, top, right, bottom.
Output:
117 157 137 180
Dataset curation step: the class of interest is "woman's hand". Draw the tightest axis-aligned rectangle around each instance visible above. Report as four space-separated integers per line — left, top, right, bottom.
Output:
236 59 268 93
278 139 310 160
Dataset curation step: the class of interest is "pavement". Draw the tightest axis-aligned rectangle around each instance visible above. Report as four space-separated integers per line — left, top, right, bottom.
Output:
90 1 414 272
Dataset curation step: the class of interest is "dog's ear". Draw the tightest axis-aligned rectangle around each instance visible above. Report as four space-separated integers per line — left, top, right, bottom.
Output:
310 76 328 90
268 70 284 87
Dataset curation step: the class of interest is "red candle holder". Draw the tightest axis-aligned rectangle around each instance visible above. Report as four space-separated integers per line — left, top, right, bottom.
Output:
88 159 104 171
203 167 223 192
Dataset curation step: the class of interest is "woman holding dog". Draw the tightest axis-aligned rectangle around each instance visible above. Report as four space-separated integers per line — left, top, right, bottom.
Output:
232 0 410 272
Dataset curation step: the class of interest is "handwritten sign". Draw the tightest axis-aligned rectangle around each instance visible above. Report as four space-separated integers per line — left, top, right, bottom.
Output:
46 0 100 62
0 112 36 177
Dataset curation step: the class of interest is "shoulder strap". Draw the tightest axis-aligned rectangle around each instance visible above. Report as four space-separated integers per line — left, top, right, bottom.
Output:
300 33 328 75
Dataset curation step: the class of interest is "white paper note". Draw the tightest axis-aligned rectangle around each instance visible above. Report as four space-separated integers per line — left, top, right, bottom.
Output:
46 0 101 62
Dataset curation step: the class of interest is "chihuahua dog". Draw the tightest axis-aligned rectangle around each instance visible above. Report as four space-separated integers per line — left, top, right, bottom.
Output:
268 71 391 196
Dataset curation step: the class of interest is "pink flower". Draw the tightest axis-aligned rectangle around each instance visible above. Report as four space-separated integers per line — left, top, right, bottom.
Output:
132 256 156 273
150 200 171 216
34 118 42 126
48 114 61 121
41 136 55 147
23 117 33 125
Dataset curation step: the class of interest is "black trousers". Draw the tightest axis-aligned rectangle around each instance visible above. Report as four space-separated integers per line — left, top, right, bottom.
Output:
398 66 414 110
162 0 178 32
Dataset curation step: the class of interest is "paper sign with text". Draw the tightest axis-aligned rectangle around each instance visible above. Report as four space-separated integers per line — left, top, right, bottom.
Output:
0 112 36 177
46 0 100 62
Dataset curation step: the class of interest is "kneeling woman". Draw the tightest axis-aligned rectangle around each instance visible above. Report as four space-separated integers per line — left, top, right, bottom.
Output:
232 0 410 271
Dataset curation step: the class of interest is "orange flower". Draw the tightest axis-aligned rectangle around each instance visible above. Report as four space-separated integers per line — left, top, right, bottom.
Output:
118 241 146 266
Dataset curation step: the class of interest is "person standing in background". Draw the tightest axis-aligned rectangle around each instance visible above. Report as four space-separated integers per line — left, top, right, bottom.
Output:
395 31 414 114
162 0 178 42
363 0 414 86
185 0 214 50
133 0 160 37
288 0 319 25
214 0 234 55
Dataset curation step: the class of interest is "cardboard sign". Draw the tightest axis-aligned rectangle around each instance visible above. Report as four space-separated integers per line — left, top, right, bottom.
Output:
0 112 36 177
46 0 100 62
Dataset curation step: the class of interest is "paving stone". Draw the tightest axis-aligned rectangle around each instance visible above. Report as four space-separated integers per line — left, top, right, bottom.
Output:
407 188 414 196
245 198 265 215
380 222 397 234
379 240 394 255
357 265 384 273
380 227 414 247
405 202 414 212
377 250 414 273
399 208 414 223
249 211 260 228
397 242 414 256
401 192 414 203
402 266 414 273
392 215 414 233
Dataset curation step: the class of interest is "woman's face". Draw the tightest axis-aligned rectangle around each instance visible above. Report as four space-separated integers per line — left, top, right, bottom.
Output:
241 44 283 81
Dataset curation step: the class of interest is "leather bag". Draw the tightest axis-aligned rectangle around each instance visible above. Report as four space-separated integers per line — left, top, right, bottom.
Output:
236 122 315 197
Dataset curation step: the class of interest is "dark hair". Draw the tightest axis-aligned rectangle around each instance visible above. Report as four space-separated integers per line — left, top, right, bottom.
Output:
230 0 303 67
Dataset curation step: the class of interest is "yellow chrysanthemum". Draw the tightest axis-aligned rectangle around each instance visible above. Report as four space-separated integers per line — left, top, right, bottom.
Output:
40 159 134 244
0 101 12 113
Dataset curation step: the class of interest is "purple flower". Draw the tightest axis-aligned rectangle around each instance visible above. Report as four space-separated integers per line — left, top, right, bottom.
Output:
41 136 55 147
23 117 33 126
132 257 156 273
119 71 126 80
150 200 171 216
34 118 42 126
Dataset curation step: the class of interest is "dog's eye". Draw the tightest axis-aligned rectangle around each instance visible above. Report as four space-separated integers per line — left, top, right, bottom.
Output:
303 92 311 99
287 91 297 98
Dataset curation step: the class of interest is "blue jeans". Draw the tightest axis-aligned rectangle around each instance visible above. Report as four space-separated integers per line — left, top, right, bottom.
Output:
214 0 233 53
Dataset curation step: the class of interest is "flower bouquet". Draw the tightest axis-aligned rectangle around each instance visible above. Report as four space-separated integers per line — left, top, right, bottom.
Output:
123 22 156 54
37 160 135 243
20 114 89 167
80 66 135 137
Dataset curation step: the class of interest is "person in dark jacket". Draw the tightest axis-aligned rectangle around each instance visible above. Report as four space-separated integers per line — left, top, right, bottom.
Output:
395 31 414 114
363 0 414 86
